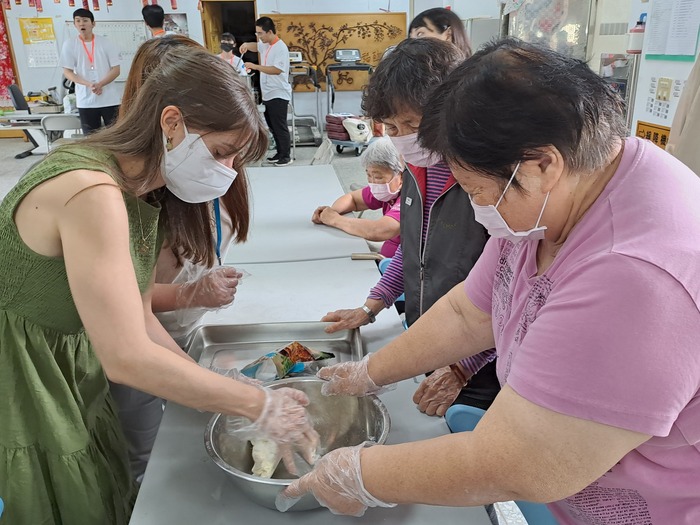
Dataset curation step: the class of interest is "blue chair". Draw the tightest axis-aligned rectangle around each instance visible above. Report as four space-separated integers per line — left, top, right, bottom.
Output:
0 496 4 518
445 405 559 525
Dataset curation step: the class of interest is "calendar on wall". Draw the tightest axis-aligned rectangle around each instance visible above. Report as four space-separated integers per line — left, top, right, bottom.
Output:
20 18 60 68
64 20 149 81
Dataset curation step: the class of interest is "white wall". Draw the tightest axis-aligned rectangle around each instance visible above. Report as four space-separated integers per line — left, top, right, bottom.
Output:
586 0 633 66
5 2 203 97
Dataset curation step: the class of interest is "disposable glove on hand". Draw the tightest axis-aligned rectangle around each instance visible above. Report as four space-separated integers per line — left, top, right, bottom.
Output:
276 442 396 516
210 366 263 387
412 366 466 417
226 387 320 476
316 355 395 397
175 266 242 310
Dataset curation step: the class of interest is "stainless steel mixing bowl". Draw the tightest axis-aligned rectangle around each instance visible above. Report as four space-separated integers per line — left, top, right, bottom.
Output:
204 376 391 511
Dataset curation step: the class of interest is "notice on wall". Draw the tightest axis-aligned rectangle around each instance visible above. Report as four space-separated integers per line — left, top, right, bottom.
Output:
645 0 700 60
636 121 671 149
19 18 59 68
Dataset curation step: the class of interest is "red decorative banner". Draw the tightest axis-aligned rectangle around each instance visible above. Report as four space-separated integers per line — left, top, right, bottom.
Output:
35 0 42 11
82 0 88 8
142 0 147 6
28 0 35 6
0 6 17 106
92 0 99 10
14 0 21 5
171 0 177 8
151 0 157 4
55 0 60 3
106 0 112 5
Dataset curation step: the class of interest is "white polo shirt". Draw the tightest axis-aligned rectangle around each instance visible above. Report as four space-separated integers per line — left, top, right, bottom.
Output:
258 38 291 102
60 34 121 109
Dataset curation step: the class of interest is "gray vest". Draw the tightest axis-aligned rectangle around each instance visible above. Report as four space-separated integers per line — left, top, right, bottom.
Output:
400 165 488 326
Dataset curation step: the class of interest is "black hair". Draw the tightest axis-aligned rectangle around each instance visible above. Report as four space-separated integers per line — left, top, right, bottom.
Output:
419 38 627 185
221 32 236 43
361 38 464 122
72 8 94 22
142 5 165 29
255 16 276 34
409 8 471 56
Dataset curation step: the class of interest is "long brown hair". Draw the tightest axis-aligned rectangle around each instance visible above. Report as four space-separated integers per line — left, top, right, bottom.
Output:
81 43 267 266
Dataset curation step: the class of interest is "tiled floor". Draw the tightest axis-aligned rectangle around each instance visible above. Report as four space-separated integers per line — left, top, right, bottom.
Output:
0 136 528 525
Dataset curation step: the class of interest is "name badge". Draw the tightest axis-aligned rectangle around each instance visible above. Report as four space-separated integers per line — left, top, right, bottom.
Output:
405 197 412 206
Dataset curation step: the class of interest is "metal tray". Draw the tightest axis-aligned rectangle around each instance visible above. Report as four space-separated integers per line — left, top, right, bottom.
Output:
187 322 364 375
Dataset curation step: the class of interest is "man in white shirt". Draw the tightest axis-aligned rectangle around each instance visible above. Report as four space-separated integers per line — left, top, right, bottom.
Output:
240 17 293 166
142 5 177 39
60 9 121 134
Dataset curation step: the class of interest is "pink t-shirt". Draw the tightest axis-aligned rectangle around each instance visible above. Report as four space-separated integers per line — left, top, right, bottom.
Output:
465 138 700 525
361 186 400 257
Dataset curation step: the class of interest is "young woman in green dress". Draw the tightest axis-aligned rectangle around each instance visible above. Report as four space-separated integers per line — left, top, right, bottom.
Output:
0 45 318 524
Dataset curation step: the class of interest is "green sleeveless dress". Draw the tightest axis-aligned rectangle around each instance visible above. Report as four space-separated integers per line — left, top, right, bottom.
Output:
0 146 162 524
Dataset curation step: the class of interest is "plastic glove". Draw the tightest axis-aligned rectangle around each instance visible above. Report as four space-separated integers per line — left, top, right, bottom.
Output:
175 266 242 310
226 387 320 476
210 366 263 387
321 307 372 334
276 441 396 516
412 366 466 417
317 355 394 397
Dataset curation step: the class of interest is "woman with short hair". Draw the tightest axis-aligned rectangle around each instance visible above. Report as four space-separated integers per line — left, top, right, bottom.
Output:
282 38 700 525
312 137 403 257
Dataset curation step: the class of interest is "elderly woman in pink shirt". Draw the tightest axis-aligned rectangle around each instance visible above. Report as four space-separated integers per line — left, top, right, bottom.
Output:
279 38 700 524
312 137 403 258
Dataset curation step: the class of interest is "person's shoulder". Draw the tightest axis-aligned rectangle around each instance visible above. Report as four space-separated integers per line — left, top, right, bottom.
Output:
61 36 77 49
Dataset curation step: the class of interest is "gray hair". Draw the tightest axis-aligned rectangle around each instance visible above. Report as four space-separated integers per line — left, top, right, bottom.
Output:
361 136 404 174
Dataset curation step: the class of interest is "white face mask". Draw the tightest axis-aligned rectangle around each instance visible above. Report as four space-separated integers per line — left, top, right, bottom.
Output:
469 162 550 244
162 123 238 204
368 176 400 202
389 132 440 167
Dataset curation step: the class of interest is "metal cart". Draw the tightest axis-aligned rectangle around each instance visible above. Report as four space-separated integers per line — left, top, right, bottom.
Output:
326 57 374 156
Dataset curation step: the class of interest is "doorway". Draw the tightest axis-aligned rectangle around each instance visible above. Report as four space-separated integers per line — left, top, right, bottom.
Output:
200 1 256 58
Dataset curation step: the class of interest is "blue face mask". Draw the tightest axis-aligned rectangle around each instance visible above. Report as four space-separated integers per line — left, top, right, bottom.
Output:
469 162 550 244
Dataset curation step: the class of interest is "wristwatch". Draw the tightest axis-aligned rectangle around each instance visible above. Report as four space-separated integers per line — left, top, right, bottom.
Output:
361 305 376 323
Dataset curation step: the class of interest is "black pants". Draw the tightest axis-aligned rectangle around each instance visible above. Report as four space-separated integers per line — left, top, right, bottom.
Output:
263 98 291 161
452 359 500 411
78 105 120 135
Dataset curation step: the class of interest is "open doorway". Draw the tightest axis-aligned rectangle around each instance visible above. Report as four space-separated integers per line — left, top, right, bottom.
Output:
201 1 256 59
201 1 259 96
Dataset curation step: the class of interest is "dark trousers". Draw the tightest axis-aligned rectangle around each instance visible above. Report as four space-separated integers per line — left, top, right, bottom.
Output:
78 105 120 135
263 98 291 161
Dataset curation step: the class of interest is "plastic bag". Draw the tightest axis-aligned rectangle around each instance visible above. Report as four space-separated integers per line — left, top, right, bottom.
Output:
240 342 335 381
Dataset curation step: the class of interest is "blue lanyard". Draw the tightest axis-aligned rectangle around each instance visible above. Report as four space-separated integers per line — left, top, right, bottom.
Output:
214 198 222 265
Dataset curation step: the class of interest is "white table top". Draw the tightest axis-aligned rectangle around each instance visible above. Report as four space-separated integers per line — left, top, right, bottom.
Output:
225 165 370 265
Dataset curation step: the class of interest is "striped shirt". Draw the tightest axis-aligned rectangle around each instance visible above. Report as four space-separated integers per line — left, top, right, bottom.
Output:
368 161 495 375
